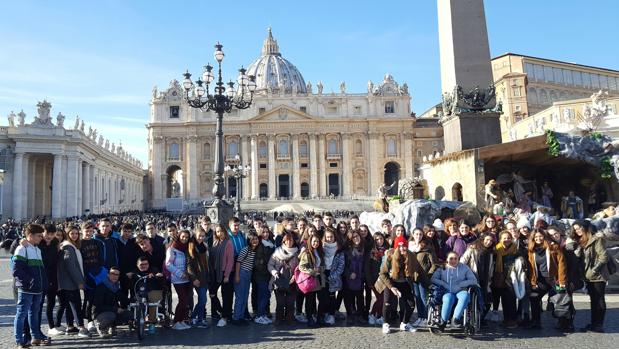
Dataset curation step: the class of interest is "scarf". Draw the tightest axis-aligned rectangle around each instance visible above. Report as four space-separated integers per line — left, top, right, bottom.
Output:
495 241 517 273
323 242 338 269
102 278 120 293
196 243 207 254
272 245 298 262
261 239 275 249
171 239 188 253
371 245 387 260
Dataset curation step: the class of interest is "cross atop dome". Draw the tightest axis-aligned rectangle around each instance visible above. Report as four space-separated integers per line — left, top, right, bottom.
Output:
261 27 281 56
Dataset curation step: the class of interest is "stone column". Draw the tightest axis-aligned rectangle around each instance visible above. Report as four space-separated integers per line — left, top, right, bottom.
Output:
187 136 199 200
369 132 380 194
25 155 34 218
83 163 91 214
250 135 259 199
318 135 327 197
77 160 83 215
241 136 251 200
152 137 164 208
403 132 414 178
66 156 80 217
341 133 352 197
52 154 64 218
308 133 318 198
12 152 24 220
268 134 276 199
292 134 300 199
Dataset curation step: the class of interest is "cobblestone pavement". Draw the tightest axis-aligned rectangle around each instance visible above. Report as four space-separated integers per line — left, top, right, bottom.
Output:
1 252 618 348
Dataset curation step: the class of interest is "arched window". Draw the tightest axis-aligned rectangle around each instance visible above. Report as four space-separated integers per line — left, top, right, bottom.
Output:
258 141 267 158
354 139 363 156
328 139 338 155
299 141 308 157
203 142 211 160
278 139 289 157
168 143 180 160
227 140 238 157
387 138 397 156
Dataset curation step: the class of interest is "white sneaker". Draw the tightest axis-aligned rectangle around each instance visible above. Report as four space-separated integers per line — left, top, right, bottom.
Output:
295 313 308 323
368 314 377 325
382 323 390 334
400 322 417 333
87 321 96 333
376 317 384 325
48 328 65 336
172 322 189 330
254 316 269 325
216 318 227 327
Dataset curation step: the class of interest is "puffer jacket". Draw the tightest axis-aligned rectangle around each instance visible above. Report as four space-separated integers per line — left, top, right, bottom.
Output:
344 248 365 291
327 250 345 293
431 263 478 294
58 241 85 291
298 248 325 292
165 247 189 284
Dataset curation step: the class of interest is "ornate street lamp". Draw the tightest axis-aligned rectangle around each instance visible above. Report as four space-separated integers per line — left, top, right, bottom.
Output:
224 154 251 218
183 42 256 224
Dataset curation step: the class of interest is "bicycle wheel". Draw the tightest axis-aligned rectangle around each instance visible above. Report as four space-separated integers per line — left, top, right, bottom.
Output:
137 303 146 340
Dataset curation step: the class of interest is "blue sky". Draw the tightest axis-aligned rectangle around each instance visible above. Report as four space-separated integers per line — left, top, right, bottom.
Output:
1 0 618 167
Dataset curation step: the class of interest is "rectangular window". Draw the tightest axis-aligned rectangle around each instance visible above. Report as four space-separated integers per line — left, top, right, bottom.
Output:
416 150 422 157
573 71 582 86
301 163 308 168
329 162 338 168
582 72 591 88
564 69 573 85
326 106 338 114
599 75 609 89
259 107 266 114
513 86 521 97
535 64 545 81
515 105 522 112
544 66 554 82
609 77 618 91
259 163 267 169
591 73 600 88
524 63 535 81
554 68 564 84
169 106 179 118
385 101 395 113
300 106 307 113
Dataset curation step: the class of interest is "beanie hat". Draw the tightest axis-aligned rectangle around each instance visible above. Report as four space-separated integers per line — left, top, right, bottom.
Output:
432 219 444 231
516 216 531 230
394 236 407 248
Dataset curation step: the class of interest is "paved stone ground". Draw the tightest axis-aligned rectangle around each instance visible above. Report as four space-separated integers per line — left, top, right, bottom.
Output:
1 252 618 348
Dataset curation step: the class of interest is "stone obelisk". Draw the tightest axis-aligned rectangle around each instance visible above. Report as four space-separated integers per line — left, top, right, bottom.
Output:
437 0 501 153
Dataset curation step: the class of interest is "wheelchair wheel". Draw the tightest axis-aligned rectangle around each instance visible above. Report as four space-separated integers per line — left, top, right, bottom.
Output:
137 303 146 340
465 289 479 336
427 305 442 335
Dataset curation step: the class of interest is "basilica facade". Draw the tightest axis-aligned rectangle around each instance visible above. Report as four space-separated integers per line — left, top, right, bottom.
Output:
147 29 440 210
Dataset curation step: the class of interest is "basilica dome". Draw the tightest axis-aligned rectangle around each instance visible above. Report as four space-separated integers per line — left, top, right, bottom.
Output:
246 28 307 95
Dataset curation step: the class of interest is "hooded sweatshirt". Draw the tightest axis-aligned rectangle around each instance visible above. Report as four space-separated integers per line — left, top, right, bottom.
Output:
431 262 478 294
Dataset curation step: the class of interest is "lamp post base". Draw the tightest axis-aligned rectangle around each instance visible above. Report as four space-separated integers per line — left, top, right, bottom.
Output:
205 199 233 225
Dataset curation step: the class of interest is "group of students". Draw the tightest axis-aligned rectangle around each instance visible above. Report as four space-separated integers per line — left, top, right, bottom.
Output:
10 211 612 348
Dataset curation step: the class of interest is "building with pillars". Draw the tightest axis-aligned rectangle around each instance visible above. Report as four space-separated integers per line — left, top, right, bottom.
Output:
1 100 145 220
147 29 437 209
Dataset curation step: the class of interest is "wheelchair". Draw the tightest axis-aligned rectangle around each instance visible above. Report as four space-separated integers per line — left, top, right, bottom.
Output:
427 285 481 336
128 275 166 339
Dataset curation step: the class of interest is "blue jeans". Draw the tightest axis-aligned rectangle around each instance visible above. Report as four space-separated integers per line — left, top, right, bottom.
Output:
233 269 251 321
192 286 208 322
14 292 45 345
256 281 270 317
413 282 428 319
441 290 470 322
